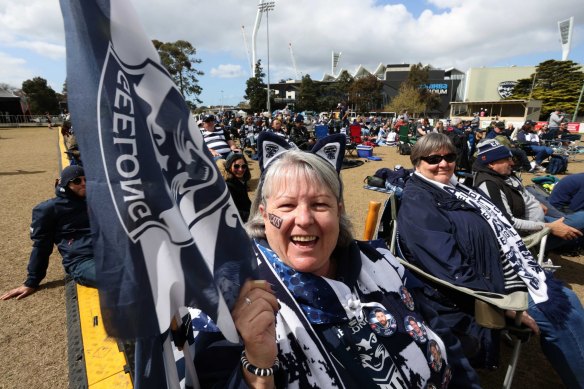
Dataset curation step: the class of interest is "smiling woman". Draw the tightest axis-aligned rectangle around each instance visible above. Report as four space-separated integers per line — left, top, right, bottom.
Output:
192 132 481 388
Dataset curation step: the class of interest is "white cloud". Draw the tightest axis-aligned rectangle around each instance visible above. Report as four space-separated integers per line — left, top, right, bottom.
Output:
210 64 246 78
0 52 33 88
0 0 582 104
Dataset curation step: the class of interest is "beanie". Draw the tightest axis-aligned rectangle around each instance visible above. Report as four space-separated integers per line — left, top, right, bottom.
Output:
225 153 245 170
476 140 512 164
57 165 84 192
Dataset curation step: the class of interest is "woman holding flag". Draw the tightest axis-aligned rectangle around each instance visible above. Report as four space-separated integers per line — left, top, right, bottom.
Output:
196 133 479 388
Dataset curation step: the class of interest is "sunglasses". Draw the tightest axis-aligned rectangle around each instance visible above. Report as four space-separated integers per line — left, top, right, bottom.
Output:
420 153 457 165
69 176 86 185
233 164 247 170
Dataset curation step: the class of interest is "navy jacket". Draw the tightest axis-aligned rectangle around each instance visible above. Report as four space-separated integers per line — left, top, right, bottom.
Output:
25 187 92 287
397 174 507 367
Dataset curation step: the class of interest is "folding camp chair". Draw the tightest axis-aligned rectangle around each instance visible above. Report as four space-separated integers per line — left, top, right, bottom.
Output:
314 124 329 140
362 185 534 389
396 125 416 155
345 124 363 156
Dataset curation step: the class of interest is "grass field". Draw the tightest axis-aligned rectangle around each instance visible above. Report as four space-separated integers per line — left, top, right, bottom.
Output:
1 126 582 388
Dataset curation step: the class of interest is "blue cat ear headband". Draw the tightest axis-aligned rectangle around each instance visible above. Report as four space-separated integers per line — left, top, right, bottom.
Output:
257 132 346 174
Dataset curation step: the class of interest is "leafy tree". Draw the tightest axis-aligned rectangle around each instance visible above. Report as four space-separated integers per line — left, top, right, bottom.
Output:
153 39 204 107
296 75 319 112
21 77 59 114
0 83 18 93
405 63 441 115
385 83 425 116
509 59 584 119
336 71 354 106
244 61 268 114
348 75 383 113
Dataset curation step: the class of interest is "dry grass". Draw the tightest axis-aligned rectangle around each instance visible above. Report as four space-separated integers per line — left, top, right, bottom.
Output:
0 127 582 388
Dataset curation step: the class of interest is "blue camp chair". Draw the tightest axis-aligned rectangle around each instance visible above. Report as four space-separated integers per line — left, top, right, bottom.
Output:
314 124 329 140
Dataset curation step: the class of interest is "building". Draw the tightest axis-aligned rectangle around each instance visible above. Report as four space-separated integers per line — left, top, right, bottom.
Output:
271 63 465 118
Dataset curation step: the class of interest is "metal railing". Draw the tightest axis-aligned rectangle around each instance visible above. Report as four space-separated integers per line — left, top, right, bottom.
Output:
0 115 65 128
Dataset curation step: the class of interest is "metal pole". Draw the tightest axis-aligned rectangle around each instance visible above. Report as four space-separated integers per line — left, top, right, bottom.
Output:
259 2 274 115
266 8 271 114
572 80 584 122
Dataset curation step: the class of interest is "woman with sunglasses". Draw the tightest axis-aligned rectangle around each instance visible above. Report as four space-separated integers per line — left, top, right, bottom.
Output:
224 153 252 222
0 165 96 301
397 133 584 387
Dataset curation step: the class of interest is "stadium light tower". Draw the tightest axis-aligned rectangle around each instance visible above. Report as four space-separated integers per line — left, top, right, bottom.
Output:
259 1 275 115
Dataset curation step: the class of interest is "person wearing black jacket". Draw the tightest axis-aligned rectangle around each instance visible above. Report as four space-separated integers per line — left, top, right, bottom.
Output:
223 153 252 222
0 166 96 300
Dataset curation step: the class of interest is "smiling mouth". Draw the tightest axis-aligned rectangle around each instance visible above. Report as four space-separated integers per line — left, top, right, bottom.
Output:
291 235 318 246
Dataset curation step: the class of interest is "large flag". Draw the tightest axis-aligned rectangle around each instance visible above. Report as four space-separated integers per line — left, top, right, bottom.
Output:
59 0 255 343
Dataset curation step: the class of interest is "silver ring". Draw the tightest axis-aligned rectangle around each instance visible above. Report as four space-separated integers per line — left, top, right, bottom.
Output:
245 297 252 305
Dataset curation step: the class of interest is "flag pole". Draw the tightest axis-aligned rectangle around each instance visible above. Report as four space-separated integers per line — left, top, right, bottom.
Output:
162 334 181 389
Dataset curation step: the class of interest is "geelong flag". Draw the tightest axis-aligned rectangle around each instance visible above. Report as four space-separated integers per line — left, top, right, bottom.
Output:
59 0 255 343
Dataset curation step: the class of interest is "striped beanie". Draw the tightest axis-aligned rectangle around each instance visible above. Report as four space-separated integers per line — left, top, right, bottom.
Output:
476 140 512 164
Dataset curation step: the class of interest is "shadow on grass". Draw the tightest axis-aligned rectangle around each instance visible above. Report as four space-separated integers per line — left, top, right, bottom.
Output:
0 170 46 176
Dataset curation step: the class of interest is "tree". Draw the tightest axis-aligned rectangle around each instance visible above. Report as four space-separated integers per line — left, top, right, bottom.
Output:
348 75 383 113
296 75 319 112
153 39 204 108
21 77 59 114
385 83 425 116
404 63 441 115
244 61 268 114
509 59 584 119
0 83 18 93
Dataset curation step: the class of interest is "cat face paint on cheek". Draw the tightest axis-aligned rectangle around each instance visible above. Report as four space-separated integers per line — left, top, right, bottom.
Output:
268 213 283 229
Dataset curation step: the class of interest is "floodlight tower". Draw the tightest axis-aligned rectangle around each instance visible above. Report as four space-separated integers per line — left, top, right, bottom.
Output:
258 1 275 114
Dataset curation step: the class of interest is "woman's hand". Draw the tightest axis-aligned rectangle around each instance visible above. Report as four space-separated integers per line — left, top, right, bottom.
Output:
232 279 279 387
506 310 540 335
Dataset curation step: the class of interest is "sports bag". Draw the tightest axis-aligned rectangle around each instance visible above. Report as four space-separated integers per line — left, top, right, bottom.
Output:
545 155 568 175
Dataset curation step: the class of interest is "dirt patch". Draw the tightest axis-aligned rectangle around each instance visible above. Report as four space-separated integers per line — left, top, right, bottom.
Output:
0 127 582 388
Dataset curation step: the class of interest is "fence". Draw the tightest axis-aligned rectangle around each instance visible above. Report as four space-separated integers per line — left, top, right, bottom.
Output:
0 115 65 128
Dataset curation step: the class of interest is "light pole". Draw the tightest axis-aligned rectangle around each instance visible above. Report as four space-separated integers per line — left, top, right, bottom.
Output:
221 90 224 112
258 1 275 115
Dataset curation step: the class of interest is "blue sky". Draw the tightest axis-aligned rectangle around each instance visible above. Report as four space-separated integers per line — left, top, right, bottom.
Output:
1 0 583 108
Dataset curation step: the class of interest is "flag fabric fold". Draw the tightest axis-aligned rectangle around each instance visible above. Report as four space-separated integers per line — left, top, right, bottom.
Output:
59 0 255 343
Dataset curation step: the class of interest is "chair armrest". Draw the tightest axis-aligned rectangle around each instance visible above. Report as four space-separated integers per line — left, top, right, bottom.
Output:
398 258 528 311
522 227 550 250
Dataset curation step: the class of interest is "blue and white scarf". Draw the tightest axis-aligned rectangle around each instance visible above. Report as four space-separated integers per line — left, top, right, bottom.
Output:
429 173 570 325
254 239 451 388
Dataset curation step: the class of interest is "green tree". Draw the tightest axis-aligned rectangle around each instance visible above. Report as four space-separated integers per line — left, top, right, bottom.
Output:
244 61 268 114
385 83 425 116
405 63 441 115
21 77 59 114
296 75 319 112
153 39 204 107
509 59 584 119
336 71 354 107
348 75 383 113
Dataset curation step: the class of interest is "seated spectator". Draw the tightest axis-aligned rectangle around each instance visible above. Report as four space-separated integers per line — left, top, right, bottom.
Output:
223 153 252 222
516 120 553 170
398 134 584 388
486 121 534 172
201 114 240 160
549 173 584 213
61 120 81 165
416 118 432 137
289 116 314 150
374 123 388 145
0 166 96 301
558 122 581 142
473 140 584 253
433 120 445 134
